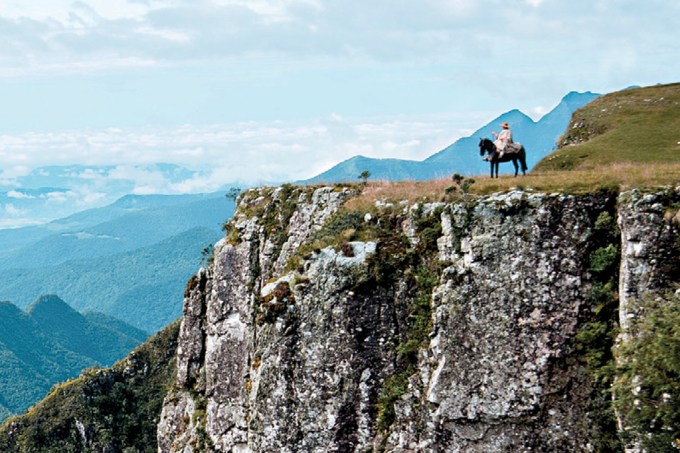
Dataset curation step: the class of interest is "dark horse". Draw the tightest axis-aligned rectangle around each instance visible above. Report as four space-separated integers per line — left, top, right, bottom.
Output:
479 138 528 178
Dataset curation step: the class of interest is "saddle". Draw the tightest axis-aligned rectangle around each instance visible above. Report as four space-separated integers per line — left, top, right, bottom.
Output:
503 142 522 155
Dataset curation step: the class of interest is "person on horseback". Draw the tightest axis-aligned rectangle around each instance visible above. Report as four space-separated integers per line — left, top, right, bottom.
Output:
492 122 513 158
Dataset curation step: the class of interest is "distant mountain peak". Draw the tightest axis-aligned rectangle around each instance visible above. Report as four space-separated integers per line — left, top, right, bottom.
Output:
26 294 72 316
557 91 600 109
27 295 84 330
0 300 24 317
492 109 535 126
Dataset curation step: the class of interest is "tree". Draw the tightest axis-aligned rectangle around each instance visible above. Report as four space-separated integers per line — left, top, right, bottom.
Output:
358 171 371 184
226 187 241 202
445 173 475 199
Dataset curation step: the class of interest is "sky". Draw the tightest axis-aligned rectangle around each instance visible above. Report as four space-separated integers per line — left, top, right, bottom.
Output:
0 0 678 195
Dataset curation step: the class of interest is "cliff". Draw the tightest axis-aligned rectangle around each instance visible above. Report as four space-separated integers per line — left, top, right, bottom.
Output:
155 184 679 452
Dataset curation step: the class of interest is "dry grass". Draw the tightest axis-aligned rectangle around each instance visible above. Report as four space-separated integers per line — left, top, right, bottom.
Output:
344 180 453 211
343 163 680 211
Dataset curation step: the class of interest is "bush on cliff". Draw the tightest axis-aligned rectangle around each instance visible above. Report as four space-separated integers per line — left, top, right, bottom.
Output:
614 293 680 452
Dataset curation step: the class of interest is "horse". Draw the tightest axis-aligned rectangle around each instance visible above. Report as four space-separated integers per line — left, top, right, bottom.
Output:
479 138 528 178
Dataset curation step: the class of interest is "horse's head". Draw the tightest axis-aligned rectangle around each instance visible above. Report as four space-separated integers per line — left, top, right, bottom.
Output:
479 138 491 155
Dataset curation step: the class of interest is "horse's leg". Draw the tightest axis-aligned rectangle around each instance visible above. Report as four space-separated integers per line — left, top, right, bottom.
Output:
489 161 493 178
513 158 518 177
519 149 528 175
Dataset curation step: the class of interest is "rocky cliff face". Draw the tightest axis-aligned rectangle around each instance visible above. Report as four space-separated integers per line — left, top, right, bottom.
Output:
157 184 679 452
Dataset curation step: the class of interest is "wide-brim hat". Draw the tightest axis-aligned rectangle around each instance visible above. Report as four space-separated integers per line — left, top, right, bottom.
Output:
500 122 510 128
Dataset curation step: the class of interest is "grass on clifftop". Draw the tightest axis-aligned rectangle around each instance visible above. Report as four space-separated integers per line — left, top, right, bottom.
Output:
343 163 678 211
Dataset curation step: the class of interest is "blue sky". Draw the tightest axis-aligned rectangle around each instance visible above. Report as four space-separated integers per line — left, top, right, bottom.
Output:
0 0 678 190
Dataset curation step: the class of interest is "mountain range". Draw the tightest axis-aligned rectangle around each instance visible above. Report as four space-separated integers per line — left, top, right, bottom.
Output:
0 191 234 332
0 296 146 422
302 91 600 183
0 191 235 424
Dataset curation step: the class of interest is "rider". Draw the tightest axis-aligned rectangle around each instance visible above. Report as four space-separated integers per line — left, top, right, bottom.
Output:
492 122 513 158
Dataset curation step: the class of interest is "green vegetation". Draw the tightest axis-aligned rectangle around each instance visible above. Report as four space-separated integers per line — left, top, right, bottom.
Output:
262 184 300 260
0 320 180 453
0 227 220 332
358 170 371 184
0 297 147 424
301 210 372 257
226 187 242 202
535 83 680 172
574 207 622 451
334 205 444 432
275 193 444 433
234 184 315 262
27 295 142 366
190 395 214 452
445 173 476 199
614 293 680 452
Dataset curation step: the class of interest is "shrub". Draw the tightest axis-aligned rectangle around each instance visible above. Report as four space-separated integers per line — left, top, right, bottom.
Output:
614 293 680 452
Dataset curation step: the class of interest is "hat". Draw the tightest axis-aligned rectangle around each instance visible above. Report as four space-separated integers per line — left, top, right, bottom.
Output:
500 122 510 128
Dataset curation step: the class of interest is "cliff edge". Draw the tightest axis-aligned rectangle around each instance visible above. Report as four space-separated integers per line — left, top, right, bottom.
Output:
158 184 679 452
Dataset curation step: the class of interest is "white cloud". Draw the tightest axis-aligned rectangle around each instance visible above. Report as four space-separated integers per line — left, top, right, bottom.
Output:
4 203 25 215
0 113 484 189
0 0 676 81
530 106 550 120
0 0 499 74
0 217 42 228
0 0 149 21
6 190 35 199
41 191 74 204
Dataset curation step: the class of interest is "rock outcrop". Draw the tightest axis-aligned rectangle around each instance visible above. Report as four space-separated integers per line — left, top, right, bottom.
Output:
158 185 679 452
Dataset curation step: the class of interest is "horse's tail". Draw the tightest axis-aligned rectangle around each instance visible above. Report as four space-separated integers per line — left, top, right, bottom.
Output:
520 146 528 172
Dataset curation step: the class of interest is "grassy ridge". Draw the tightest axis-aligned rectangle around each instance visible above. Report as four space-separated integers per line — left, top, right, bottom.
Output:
534 83 680 171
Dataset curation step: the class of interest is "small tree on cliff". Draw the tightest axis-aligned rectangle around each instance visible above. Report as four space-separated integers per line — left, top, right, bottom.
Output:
445 173 475 200
358 170 371 185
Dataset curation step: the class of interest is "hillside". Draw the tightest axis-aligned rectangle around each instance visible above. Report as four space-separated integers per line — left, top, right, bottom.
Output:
27 295 143 365
152 184 678 452
1 84 678 451
0 299 144 422
0 320 180 453
534 83 680 172
0 227 221 332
